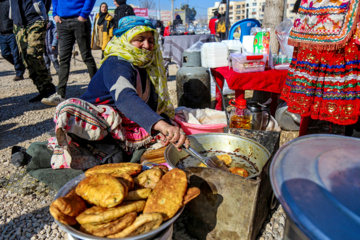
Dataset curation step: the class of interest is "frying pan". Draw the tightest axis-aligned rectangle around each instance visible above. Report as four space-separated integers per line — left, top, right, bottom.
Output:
164 133 270 178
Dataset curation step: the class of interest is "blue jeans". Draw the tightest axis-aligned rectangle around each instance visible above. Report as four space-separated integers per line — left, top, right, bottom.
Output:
0 33 25 77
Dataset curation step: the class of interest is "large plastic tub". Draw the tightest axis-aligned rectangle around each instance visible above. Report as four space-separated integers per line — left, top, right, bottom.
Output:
174 115 227 135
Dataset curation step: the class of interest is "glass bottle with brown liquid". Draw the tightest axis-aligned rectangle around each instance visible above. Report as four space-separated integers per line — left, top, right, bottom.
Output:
229 99 252 129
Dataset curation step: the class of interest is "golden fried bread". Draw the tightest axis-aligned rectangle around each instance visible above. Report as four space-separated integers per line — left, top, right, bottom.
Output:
152 165 168 174
107 213 163 238
183 187 201 205
230 167 249 178
117 173 134 190
75 174 127 208
51 190 87 217
125 189 152 201
143 168 187 220
49 189 87 225
217 154 232 166
134 168 163 189
50 204 78 225
80 212 137 237
85 163 142 177
76 200 146 225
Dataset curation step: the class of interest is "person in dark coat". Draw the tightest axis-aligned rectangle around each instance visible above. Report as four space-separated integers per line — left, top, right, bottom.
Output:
44 21 59 74
0 0 25 81
113 0 135 28
10 0 57 102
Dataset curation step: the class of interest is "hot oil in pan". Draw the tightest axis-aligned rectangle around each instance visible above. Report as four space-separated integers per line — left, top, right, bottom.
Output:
177 150 259 176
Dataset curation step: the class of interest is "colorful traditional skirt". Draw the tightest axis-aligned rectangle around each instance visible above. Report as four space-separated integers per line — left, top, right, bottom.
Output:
49 98 158 169
281 36 360 125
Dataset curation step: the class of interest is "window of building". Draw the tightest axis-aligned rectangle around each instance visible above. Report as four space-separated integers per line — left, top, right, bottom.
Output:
252 3 257 6
230 12 233 15
236 10 240 14
260 14 264 18
236 16 240 20
246 3 249 7
230 6 233 10
243 4 245 7
237 5 241 9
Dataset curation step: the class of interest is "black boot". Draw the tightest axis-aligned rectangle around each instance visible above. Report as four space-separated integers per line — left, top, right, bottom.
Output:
10 146 32 167
29 93 46 102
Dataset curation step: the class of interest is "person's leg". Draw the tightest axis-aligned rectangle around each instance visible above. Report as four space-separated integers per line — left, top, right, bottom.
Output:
57 19 76 98
8 34 25 77
43 52 51 71
25 21 55 96
0 34 16 65
73 18 97 79
50 54 60 73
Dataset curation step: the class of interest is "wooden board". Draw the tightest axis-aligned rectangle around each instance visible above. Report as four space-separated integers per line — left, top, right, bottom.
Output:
140 147 167 165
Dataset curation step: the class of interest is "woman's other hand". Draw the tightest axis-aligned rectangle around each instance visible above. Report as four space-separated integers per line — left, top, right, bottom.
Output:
153 120 190 151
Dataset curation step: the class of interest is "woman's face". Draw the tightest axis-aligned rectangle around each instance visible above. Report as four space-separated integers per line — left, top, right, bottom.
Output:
130 31 155 51
100 4 108 13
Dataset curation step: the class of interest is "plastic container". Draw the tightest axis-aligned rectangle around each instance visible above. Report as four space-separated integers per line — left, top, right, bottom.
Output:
230 53 267 73
201 42 229 68
174 115 226 135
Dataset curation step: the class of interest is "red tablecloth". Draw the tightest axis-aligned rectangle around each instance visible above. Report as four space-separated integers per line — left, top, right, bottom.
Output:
214 67 288 93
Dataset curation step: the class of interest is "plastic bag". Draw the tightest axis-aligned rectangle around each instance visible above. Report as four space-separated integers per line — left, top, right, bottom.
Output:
275 19 294 57
186 40 204 52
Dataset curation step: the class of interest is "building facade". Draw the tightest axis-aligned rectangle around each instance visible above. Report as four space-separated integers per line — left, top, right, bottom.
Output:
208 0 297 26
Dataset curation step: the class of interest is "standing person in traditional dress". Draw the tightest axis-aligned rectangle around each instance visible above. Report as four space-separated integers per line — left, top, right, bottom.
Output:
281 0 360 131
91 2 114 59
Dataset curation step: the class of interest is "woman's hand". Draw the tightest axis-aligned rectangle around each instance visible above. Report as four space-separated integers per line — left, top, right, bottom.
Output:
153 120 190 151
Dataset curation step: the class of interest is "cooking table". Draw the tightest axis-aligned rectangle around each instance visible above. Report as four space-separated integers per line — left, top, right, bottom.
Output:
211 67 309 136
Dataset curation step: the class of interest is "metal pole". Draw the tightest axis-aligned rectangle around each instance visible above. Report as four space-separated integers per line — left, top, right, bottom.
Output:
159 0 161 20
171 0 174 22
225 0 230 39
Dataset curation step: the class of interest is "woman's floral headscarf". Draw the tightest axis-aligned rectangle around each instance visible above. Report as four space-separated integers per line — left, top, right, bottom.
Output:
101 16 175 118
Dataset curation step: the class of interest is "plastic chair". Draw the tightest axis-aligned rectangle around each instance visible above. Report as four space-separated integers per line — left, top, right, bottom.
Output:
228 19 261 42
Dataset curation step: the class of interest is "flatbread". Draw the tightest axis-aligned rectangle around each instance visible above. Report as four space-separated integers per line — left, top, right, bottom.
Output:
51 189 87 217
49 189 87 225
85 162 142 177
107 213 163 238
80 212 137 237
143 168 187 220
75 174 127 208
134 168 163 189
76 200 146 225
183 187 201 205
125 189 152 201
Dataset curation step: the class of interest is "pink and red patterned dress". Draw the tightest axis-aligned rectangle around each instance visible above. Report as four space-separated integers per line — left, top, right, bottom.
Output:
281 0 360 125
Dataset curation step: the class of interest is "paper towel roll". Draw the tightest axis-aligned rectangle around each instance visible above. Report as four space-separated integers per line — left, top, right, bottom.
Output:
242 35 255 53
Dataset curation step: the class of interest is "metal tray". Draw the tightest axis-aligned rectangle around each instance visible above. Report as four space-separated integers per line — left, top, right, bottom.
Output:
55 174 184 240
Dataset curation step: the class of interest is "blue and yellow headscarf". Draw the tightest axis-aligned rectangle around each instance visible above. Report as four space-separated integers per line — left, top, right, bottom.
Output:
101 16 175 118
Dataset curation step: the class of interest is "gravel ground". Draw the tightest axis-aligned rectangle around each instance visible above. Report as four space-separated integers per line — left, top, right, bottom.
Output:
0 48 293 240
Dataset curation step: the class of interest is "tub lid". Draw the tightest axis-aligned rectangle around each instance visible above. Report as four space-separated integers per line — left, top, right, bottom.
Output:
270 134 360 240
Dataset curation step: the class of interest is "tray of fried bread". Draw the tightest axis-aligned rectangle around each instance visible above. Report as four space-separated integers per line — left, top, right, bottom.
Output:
50 163 200 240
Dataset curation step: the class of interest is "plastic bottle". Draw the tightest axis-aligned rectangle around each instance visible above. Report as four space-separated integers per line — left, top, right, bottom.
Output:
228 99 252 129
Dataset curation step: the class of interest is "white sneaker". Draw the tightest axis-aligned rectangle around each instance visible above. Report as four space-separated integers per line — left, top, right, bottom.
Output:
41 93 65 106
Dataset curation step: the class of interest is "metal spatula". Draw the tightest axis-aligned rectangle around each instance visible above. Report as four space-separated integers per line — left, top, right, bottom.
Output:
183 145 230 172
